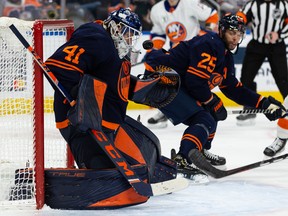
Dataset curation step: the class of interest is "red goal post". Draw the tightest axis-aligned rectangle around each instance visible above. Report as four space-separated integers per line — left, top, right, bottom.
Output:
0 17 74 209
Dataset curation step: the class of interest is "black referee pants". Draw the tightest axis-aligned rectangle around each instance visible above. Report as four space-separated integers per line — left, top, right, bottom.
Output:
240 39 288 99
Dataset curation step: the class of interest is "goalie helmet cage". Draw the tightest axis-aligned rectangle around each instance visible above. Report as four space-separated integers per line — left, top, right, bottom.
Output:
0 17 74 210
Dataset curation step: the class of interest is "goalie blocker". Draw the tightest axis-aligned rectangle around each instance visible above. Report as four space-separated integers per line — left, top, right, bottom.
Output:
44 75 177 209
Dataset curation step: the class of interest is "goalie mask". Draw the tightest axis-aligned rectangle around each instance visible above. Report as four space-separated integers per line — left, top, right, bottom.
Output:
104 8 142 60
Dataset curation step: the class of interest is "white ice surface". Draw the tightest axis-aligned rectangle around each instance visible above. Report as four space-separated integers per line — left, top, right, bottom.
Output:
1 109 288 216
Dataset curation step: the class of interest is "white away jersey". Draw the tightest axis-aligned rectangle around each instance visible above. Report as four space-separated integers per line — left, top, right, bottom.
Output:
150 0 217 45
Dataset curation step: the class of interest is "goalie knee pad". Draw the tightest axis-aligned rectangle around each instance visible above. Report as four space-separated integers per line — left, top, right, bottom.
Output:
115 116 176 183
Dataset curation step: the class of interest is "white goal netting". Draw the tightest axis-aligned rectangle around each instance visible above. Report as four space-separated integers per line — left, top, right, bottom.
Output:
0 17 74 209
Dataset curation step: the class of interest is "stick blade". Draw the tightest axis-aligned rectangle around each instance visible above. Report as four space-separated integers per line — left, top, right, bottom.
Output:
188 149 226 179
151 177 189 196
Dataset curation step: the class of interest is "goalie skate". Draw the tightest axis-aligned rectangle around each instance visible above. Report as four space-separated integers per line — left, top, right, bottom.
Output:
171 149 209 184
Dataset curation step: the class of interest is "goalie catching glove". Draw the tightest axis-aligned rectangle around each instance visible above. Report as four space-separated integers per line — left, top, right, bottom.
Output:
260 96 287 121
130 69 180 108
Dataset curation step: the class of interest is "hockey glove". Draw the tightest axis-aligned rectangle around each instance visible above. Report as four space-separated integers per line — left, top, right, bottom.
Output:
130 69 180 108
203 93 227 121
260 96 287 121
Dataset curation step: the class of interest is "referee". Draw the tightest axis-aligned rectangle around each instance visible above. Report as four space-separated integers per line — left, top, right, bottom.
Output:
236 0 288 126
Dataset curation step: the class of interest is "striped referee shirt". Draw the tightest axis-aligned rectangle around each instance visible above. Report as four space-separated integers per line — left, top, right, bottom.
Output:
237 0 288 44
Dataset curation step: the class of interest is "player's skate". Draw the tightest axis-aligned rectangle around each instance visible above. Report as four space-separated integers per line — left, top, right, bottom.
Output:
263 137 287 157
171 149 209 184
147 111 168 129
202 149 226 166
236 107 256 126
236 113 256 126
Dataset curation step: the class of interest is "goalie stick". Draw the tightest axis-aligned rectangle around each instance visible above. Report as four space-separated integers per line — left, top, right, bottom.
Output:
9 24 188 197
189 149 288 179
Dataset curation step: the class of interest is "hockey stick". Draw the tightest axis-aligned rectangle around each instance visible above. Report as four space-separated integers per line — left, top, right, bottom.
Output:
9 25 76 107
9 24 188 197
189 149 288 179
228 108 288 115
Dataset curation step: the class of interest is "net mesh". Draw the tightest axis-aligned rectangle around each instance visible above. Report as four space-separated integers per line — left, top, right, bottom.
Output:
0 17 73 209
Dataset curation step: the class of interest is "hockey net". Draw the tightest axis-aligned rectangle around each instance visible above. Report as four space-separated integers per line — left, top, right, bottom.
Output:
0 17 74 209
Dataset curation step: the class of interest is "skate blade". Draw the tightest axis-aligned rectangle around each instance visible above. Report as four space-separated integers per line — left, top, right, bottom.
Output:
177 173 210 185
147 122 168 129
